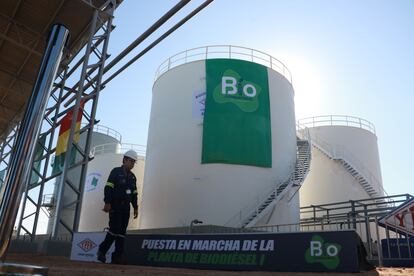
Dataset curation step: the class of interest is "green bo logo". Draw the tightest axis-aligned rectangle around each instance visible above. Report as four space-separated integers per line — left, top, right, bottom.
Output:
222 76 257 97
305 235 341 269
213 69 261 113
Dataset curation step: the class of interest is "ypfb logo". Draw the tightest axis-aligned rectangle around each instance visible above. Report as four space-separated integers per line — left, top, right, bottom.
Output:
213 69 261 112
305 235 341 269
77 238 97 252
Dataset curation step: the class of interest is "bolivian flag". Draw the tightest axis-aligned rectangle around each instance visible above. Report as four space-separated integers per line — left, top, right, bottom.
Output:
52 103 84 174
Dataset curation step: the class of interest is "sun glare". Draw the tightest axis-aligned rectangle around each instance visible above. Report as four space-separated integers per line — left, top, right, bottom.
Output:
278 54 324 119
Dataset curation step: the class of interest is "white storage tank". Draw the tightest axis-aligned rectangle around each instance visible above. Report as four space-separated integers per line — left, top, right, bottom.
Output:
78 143 145 232
78 124 123 150
298 115 385 207
140 46 299 229
47 125 123 235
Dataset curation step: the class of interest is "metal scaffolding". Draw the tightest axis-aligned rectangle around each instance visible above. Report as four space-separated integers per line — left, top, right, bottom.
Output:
0 0 214 242
15 0 117 240
0 125 19 191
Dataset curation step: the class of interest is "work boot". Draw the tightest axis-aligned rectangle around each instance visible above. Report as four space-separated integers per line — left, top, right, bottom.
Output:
97 250 106 263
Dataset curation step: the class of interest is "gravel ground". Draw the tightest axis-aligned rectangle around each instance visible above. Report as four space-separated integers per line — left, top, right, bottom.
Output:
2 253 414 276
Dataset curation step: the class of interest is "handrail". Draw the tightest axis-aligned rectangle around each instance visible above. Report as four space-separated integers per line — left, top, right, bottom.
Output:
296 123 312 146
224 173 294 228
81 123 122 142
333 145 388 197
225 129 312 227
305 129 388 198
154 45 292 84
120 143 147 157
90 142 146 158
300 194 412 215
297 115 376 135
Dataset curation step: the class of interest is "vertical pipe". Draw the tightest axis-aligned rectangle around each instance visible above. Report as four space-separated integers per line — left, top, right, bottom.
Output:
375 218 383 267
364 206 372 258
407 232 412 258
0 24 69 260
351 201 357 229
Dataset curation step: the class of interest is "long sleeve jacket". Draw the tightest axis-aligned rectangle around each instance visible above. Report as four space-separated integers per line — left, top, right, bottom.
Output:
104 166 138 212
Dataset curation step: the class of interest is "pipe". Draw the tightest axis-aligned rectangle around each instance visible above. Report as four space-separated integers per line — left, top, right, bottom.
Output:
0 24 69 260
63 0 191 107
102 0 191 75
102 0 214 87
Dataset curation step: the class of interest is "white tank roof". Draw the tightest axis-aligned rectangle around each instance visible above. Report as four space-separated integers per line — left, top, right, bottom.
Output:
80 123 123 142
91 142 146 158
298 114 385 205
297 115 376 135
154 45 292 85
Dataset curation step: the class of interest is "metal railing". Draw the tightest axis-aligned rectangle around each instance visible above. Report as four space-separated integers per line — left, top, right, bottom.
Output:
154 45 292 84
224 131 311 228
119 143 146 157
90 142 146 158
300 125 388 199
334 145 388 198
224 172 294 228
300 194 412 222
298 115 376 135
81 123 122 142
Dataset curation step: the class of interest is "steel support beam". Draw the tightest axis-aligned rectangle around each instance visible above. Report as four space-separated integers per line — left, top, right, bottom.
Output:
51 1 116 237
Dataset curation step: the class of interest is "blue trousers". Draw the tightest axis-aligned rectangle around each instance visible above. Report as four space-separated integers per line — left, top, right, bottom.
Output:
98 210 130 260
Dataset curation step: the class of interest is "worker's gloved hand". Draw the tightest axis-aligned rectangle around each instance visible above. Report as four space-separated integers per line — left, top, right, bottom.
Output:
133 208 138 219
102 203 111 213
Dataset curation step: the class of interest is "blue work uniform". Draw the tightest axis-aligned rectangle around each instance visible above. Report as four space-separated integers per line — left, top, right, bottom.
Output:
98 166 138 262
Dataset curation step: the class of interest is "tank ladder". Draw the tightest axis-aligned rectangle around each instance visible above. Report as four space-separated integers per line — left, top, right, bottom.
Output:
240 137 311 228
310 135 388 203
312 137 381 198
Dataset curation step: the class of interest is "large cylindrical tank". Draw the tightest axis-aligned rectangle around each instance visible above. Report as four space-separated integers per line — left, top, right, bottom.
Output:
299 115 384 207
78 143 145 232
140 46 298 229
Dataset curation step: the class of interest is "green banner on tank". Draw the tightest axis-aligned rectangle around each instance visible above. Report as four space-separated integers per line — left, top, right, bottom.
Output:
202 59 271 167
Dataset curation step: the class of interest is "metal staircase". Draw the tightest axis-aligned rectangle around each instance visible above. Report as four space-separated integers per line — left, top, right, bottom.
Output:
311 137 383 199
239 137 311 228
340 160 376 197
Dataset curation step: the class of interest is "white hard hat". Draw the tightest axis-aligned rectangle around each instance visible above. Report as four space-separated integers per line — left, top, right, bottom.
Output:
124 150 138 161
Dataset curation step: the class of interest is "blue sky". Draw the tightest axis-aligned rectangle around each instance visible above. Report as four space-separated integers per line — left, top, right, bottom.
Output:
96 0 414 197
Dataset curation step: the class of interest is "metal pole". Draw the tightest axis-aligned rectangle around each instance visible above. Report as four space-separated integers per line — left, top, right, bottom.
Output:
351 200 357 229
375 218 383 267
73 3 115 233
63 0 192 108
101 0 215 88
364 206 372 258
0 24 69 260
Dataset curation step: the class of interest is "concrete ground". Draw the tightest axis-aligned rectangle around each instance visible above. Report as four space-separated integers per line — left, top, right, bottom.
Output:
3 253 414 276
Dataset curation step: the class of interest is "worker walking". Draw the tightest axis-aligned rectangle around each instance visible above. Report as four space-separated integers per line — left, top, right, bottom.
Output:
97 150 139 264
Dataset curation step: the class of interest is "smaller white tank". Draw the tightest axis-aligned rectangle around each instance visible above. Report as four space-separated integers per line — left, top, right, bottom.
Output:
298 115 385 207
78 143 145 232
47 125 124 235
